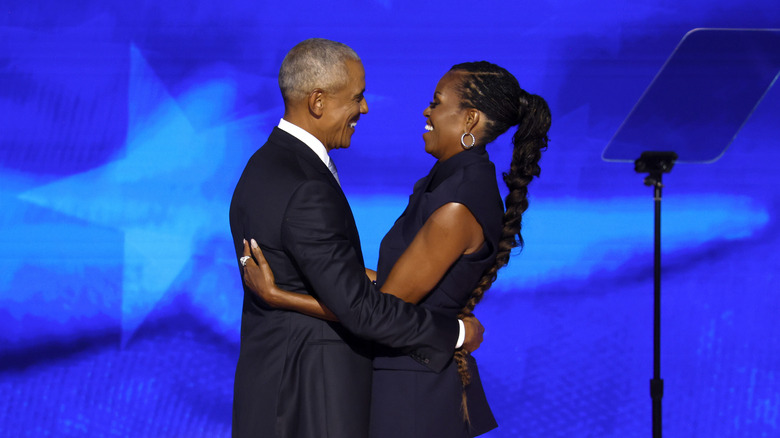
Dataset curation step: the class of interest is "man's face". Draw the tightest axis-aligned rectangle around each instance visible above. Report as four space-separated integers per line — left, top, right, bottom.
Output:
319 59 369 151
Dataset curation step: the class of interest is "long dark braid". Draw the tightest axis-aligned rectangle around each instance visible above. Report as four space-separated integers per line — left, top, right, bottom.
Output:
449 61 551 423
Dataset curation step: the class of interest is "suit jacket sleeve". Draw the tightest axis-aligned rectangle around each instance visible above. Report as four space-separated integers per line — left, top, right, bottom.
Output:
281 179 458 372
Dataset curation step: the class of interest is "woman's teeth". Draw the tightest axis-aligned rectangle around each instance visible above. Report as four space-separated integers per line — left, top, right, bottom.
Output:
349 122 357 128
424 124 433 131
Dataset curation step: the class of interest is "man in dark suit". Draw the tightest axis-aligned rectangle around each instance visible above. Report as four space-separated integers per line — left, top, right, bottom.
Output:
229 38 481 438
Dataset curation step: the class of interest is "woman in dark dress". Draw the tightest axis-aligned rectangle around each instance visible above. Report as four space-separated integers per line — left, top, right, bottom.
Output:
240 61 551 437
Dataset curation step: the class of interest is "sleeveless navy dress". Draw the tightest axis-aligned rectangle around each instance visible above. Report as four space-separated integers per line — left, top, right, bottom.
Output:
369 147 503 438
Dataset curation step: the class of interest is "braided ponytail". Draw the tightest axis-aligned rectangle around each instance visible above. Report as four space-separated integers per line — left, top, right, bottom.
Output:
449 62 551 424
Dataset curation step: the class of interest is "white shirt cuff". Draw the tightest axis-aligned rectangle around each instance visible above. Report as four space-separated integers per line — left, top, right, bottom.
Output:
456 319 465 349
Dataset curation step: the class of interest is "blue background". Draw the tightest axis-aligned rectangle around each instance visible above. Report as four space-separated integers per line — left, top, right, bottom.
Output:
1 1 778 437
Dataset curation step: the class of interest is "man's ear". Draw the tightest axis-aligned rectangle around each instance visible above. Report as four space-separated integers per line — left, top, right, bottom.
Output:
308 89 325 118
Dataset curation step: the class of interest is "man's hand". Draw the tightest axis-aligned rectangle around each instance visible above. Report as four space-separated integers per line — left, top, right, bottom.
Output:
461 314 484 353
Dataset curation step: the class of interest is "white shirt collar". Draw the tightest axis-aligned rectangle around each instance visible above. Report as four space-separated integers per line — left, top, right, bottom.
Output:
277 118 330 166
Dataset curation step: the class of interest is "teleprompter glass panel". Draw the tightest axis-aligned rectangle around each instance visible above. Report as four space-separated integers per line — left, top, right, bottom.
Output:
603 29 780 163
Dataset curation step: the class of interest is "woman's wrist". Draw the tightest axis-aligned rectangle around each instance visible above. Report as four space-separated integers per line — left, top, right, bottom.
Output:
265 286 284 308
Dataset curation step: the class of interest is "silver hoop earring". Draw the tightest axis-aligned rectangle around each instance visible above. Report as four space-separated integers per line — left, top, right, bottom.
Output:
460 132 476 149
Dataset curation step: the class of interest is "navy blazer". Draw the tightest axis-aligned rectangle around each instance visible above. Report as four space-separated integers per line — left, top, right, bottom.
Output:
229 127 459 438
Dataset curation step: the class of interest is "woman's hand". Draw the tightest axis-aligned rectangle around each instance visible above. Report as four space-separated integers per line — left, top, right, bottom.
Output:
240 238 339 320
461 314 484 353
241 239 281 307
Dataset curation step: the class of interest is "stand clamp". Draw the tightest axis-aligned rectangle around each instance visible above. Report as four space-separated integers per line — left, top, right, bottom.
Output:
635 151 678 189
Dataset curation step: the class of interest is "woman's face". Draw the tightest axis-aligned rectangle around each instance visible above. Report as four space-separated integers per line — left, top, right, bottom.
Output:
422 71 471 161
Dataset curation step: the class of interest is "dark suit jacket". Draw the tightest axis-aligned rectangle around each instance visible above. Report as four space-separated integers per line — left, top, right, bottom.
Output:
229 127 459 438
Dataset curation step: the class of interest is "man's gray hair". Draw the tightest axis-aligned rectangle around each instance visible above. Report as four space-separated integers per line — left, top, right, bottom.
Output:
279 38 361 102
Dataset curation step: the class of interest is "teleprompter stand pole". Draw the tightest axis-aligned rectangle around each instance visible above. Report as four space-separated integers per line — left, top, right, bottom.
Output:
634 151 677 438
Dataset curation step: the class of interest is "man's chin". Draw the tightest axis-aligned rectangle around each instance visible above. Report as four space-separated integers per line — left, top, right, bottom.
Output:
337 137 354 149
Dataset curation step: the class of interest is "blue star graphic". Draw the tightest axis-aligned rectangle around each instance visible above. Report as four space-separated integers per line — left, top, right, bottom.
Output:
17 45 265 343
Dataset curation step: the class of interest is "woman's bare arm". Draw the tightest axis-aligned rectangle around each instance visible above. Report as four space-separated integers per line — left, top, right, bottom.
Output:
380 202 483 304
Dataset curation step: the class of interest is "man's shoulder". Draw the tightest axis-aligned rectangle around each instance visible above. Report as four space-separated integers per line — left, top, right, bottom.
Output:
244 135 304 176
251 129 296 159
249 129 320 172
237 138 336 209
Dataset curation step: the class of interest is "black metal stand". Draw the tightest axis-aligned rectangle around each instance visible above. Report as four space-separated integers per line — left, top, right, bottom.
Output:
601 28 780 438
634 151 677 438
